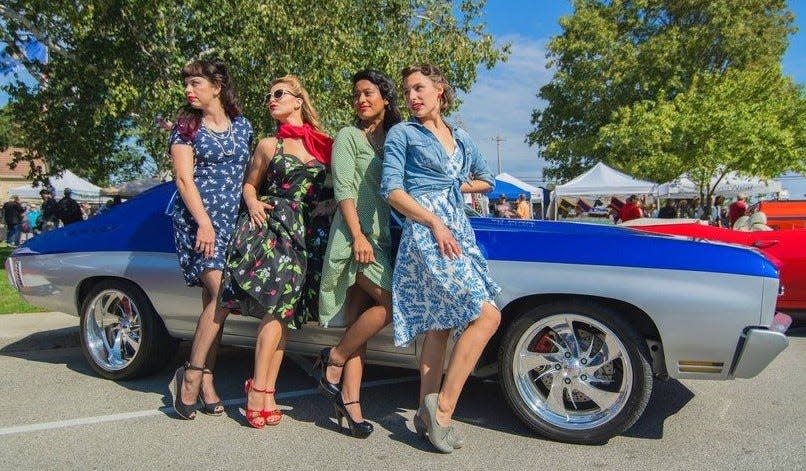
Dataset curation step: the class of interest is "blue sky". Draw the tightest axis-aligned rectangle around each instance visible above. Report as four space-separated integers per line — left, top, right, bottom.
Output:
457 0 806 192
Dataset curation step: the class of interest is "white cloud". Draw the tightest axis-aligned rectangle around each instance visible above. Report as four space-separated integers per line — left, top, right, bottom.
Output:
455 34 554 185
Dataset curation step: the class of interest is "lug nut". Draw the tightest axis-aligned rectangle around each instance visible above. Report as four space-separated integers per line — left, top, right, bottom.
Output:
555 364 562 370
580 358 587 365
564 378 571 384
565 352 572 358
580 374 587 381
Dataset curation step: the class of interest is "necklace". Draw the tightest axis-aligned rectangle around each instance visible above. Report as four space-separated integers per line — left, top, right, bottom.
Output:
203 118 236 156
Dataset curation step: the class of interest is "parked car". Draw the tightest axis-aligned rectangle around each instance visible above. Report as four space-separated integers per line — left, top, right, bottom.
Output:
626 220 806 323
6 182 790 444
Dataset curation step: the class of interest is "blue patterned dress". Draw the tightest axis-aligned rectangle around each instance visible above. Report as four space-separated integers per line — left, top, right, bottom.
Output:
392 142 500 346
169 116 253 286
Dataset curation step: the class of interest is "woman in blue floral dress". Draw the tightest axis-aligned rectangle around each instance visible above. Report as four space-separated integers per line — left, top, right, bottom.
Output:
380 64 501 453
222 75 332 428
167 59 253 420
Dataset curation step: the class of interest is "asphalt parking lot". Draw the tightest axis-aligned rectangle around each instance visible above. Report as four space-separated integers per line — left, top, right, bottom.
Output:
0 313 804 470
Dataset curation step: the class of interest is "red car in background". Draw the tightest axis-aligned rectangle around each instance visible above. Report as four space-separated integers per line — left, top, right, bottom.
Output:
627 222 806 322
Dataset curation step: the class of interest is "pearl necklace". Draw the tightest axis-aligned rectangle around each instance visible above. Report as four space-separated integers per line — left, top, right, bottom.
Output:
203 118 236 156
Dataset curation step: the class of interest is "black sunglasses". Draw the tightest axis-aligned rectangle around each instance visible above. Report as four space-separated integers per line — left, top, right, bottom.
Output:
266 89 297 102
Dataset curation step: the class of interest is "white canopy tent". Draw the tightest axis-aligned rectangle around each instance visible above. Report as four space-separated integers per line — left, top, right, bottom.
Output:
550 162 656 220
101 177 163 198
656 172 783 199
8 169 102 202
554 162 656 197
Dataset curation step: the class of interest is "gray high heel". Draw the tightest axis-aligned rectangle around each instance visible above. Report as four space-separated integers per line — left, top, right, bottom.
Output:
422 393 454 453
414 406 464 449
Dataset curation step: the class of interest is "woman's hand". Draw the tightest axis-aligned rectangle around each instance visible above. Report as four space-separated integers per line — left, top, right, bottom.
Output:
431 219 462 259
352 233 376 264
246 198 274 228
194 221 216 259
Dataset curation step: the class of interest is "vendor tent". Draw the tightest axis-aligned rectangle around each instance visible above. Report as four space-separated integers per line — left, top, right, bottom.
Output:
101 177 162 198
490 179 529 200
554 162 656 197
495 173 542 201
8 169 101 202
656 172 782 199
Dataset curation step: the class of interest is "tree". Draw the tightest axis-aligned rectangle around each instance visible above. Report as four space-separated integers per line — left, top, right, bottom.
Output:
1 0 508 185
527 0 803 188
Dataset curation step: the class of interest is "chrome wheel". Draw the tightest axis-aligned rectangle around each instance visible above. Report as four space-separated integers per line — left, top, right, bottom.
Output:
83 289 142 372
512 314 633 430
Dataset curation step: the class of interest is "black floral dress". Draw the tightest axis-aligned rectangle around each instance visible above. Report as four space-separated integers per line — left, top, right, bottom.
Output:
221 139 330 328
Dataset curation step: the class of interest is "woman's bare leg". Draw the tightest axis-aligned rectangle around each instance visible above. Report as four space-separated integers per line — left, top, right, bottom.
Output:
435 302 500 426
419 330 449 405
179 269 229 406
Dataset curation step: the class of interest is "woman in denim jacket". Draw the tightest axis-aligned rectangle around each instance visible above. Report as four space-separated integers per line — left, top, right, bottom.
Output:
380 64 501 453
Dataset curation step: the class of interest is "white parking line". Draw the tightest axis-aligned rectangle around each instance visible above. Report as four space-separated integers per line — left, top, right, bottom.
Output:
0 375 418 436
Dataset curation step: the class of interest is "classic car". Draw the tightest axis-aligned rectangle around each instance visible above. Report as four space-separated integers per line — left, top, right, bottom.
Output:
5 182 791 444
625 220 806 322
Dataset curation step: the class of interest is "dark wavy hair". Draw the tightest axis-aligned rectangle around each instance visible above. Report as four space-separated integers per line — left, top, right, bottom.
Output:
401 63 454 112
351 69 402 132
174 58 241 141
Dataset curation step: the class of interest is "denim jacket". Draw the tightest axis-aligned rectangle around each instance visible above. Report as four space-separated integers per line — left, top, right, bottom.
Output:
380 119 495 206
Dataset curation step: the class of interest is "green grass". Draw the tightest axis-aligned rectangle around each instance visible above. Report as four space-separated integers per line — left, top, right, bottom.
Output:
0 246 46 314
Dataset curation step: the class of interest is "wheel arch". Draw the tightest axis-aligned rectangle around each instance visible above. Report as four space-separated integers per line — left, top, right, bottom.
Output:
76 276 149 313
479 293 665 376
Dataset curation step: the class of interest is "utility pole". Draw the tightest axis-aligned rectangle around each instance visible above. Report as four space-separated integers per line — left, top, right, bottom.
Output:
491 135 506 174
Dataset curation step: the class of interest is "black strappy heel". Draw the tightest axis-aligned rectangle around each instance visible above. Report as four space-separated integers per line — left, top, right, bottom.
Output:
333 394 373 439
197 367 225 416
169 362 204 420
313 347 343 398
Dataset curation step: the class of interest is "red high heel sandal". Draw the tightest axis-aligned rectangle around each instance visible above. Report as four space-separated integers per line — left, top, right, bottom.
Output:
244 379 268 429
262 389 283 426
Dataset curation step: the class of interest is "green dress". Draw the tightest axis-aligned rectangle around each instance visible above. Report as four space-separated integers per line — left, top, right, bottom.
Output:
318 126 393 326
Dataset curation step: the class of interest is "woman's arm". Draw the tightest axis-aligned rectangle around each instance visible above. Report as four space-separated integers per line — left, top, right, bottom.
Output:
460 179 492 194
242 138 275 227
332 129 374 264
386 189 461 259
171 143 215 259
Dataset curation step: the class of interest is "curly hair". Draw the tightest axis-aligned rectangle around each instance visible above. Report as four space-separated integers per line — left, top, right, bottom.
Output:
351 69 402 132
174 58 241 141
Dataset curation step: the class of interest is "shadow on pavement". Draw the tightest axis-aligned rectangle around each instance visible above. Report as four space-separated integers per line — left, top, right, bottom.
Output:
622 378 694 439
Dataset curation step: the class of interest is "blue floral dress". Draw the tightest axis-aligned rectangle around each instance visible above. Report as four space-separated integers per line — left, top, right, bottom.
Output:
169 116 253 286
392 142 500 346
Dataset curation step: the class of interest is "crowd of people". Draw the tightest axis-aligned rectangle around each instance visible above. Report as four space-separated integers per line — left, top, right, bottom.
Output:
632 193 751 228
492 194 532 219
166 58 499 454
0 188 120 246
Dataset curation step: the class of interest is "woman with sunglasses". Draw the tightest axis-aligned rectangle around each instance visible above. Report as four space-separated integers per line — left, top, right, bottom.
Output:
380 64 501 453
315 69 402 438
221 75 332 428
168 58 253 420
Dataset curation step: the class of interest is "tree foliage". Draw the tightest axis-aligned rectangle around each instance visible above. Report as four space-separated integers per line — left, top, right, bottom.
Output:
1 0 508 185
528 0 804 194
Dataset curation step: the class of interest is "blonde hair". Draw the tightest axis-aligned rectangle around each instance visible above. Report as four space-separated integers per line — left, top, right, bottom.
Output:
270 75 323 131
401 64 454 112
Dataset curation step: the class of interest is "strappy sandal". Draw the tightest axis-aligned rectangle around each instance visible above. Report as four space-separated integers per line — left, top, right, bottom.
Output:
313 347 343 398
261 389 283 426
198 368 225 416
169 362 204 420
244 379 268 429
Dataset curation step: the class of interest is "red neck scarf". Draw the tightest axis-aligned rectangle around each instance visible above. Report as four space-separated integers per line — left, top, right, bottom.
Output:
275 123 333 166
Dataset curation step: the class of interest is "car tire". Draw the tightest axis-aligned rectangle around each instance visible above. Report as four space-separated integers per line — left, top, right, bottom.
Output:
79 279 177 380
498 300 653 444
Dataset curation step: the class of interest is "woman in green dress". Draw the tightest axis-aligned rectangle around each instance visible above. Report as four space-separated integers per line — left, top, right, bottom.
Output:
316 69 402 438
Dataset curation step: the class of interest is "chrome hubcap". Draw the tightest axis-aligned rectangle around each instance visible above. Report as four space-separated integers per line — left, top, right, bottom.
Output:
83 289 142 371
513 314 632 430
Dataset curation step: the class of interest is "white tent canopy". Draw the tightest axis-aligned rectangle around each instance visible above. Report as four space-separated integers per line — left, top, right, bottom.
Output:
554 162 656 197
9 169 102 202
495 172 543 201
656 172 783 199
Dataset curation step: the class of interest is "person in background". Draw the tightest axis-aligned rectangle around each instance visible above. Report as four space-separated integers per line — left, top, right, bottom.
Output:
26 205 40 236
658 199 676 219
494 194 513 218
729 194 748 227
112 195 123 206
57 188 83 225
618 194 643 222
381 63 501 453
676 199 689 219
3 195 25 246
38 190 59 232
710 195 725 227
514 194 531 219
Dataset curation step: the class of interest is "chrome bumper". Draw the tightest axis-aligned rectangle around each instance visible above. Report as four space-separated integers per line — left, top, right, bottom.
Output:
730 313 791 379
